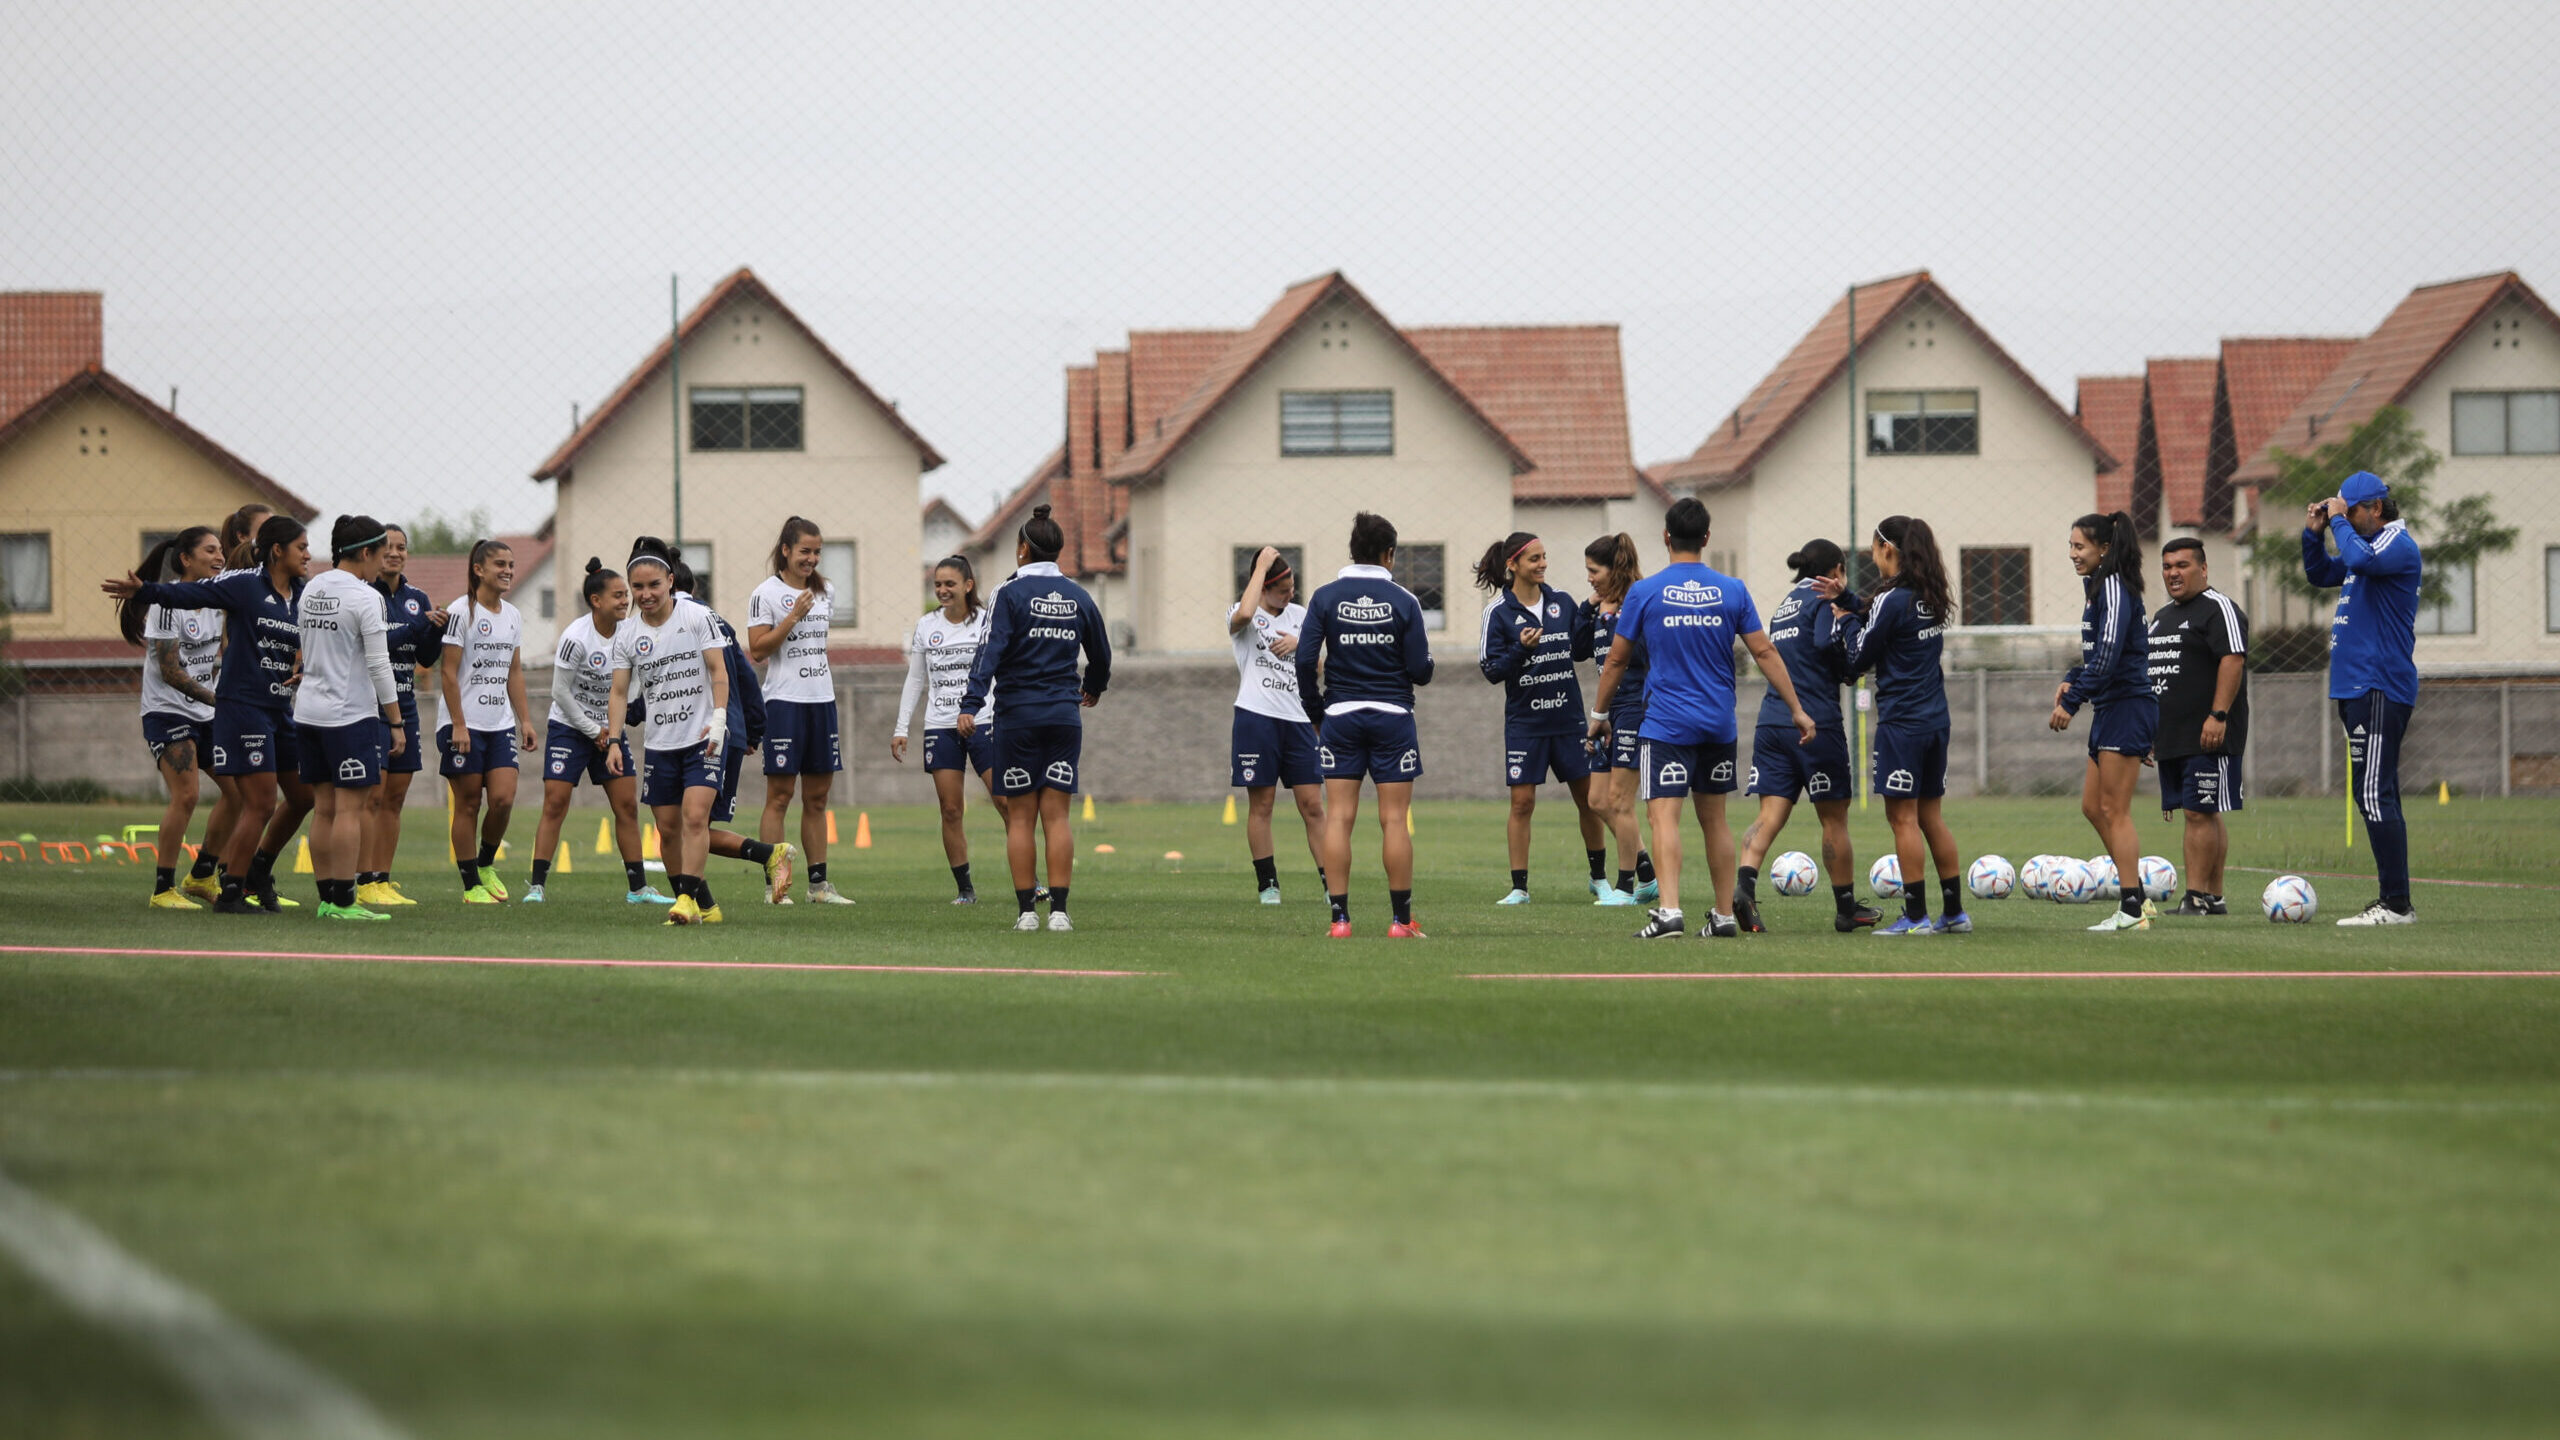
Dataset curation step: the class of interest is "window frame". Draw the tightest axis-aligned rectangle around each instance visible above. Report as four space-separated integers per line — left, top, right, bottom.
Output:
688 385 806 453
1397 542 1447 631
2451 390 2560 456
0 531 52 614
820 540 858 628
1279 389 1395 458
2547 547 2560 634
1958 545 2033 627
1866 388 1980 456
2414 556 2475 637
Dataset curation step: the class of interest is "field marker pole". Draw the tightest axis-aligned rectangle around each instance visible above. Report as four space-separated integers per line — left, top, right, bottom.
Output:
2499 681 2512 797
670 273 684 550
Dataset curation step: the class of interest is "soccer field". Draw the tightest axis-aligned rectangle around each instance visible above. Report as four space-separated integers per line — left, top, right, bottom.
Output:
4 795 2559 1438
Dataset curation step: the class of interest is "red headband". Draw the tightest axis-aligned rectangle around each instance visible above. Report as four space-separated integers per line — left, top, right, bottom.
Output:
1508 537 1538 564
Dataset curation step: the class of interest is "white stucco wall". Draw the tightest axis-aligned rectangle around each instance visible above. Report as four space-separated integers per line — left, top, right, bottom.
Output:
2398 296 2560 668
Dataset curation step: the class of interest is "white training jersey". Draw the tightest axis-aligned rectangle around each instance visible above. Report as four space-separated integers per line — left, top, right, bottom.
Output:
139 604 223 721
747 575 836 704
549 613 620 732
292 568 396 729
897 607 992 735
444 595 523 732
613 603 722 751
1229 601 1310 722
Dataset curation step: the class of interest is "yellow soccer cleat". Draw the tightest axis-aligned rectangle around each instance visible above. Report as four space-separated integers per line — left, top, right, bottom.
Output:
148 889 202 911
664 894 701 926
763 842 797 905
178 873 221 904
356 881 414 907
698 904 725 925
462 884 503 905
478 871 510 901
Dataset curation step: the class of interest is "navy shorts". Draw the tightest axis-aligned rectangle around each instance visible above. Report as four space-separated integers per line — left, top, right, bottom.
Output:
1233 708 1324 789
1747 722 1853 803
1504 730 1590 787
2086 698 2158 760
143 712 205 767
1590 702 1645 772
2159 752 2243 814
1872 722 1949 799
1318 709 1423 784
387 699 423 775
542 721 634 788
295 717 386 789
762 698 842 776
210 705 295 778
1637 737 1738 801
995 722 1083 796
438 724 518 778
641 742 721 807
924 724 996 775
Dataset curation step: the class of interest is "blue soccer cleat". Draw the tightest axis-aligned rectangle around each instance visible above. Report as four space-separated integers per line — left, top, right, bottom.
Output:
1874 914 1936 937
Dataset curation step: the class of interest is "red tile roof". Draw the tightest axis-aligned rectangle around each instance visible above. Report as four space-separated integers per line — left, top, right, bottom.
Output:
2134 358 2218 530
531 267 943 481
2234 271 2558 484
1665 272 2120 489
1128 330 1234 445
1405 325 1637 500
2075 376 2145 514
397 531 551 609
0 292 102 427
0 366 316 522
965 446 1066 553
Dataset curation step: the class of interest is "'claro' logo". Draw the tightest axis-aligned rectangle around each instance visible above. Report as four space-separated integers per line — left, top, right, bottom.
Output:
1336 596 1393 624
1663 580 1723 608
1029 593 1078 619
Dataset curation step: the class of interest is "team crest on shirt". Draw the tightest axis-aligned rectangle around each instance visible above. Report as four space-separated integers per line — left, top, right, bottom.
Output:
635 636 654 657
587 650 608 671
476 617 493 636
926 629 944 646
1030 593 1077 619
1547 602 1560 618
1663 581 1722 608
182 616 206 640
1338 596 1392 624
1253 613 1270 630
404 598 421 615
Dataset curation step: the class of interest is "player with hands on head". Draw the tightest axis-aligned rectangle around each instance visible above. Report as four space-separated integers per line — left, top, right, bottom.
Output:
1474 532 1606 906
2301 470 2424 925
1228 545 1328 905
2047 511 2157 932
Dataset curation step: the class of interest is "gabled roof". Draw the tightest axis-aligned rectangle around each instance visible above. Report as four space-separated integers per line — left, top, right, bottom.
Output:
2075 376 2145 514
1105 272 1536 484
532 267 944 481
2234 271 2559 484
1665 271 2120 488
921 495 970 529
0 365 317 521
965 446 1067 553
400 530 551 610
2200 338 2358 533
1406 325 1638 500
1127 329 1235 446
2136 358 2218 529
0 292 102 426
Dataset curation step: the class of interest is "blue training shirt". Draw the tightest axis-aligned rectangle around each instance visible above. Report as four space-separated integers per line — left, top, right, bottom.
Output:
1478 582 1593 737
1837 585 1949 732
2058 573 2150 714
2302 516 2421 708
1615 561 1761 745
1755 578 1846 732
1578 598 1647 717
1296 564 1434 723
134 570 302 711
961 561 1112 729
376 579 444 705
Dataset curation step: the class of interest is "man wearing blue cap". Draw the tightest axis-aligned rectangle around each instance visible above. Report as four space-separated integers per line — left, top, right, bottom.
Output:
2301 470 2422 925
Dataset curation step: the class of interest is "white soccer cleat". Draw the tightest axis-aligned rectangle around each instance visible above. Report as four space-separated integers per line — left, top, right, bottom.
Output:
2086 908 2151 932
808 881 856 905
2336 900 2416 927
1259 886 1283 906
1047 910 1073 932
1013 911 1041 931
1495 888 1532 906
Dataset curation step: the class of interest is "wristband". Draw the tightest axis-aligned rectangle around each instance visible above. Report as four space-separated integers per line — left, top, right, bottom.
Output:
704 712 728 752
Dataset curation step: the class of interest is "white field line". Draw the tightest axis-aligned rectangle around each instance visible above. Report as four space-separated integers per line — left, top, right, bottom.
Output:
0 1164 410 1440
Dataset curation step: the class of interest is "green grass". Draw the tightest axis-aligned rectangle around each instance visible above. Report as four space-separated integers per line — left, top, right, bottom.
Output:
5 795 2559 1437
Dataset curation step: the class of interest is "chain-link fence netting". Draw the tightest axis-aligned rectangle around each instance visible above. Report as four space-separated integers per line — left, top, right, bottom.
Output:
5 3 2558 838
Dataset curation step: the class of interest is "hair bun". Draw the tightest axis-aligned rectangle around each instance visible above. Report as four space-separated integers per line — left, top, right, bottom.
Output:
1031 503 1052 521
585 557 603 574
1785 549 1805 570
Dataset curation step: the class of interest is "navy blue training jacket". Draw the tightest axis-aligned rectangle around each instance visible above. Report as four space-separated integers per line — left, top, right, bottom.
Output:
1479 582 1593 737
376 579 444 705
1295 564 1434 723
961 563 1112 729
1578 599 1647 717
1757 578 1847 732
1836 585 1949 732
2059 573 2151 714
134 570 302 710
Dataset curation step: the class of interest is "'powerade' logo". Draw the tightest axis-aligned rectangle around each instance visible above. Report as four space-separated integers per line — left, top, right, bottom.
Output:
1030 594 1078 619
1337 596 1393 624
1663 581 1722 608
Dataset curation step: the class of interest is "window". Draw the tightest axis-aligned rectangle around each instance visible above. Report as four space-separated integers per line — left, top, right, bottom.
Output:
690 387 804 451
679 542 713 610
1867 389 1979 455
1960 547 2032 626
2415 558 2475 636
1280 390 1393 456
538 587 556 620
1398 543 1446 630
820 541 857 627
1232 545 1306 601
0 533 50 613
2548 549 2560 634
2452 391 2560 455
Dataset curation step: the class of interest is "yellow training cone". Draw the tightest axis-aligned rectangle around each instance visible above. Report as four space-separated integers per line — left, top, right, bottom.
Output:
594 815 613 855
854 811 873 849
293 836 314 874
1405 808 1414 836
1222 795 1237 825
1082 794 1097 821
643 823 662 860
826 809 839 844
2438 781 2450 805
554 841 572 873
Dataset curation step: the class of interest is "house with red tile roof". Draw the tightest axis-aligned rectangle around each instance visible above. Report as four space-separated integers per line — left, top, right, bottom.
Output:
532 268 941 656
1660 272 2119 632
2075 376 2144 518
0 292 315 664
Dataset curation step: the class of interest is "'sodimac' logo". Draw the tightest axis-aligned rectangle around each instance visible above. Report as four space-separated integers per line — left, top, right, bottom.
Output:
1337 596 1393 624
1029 593 1078 619
1663 580 1722 608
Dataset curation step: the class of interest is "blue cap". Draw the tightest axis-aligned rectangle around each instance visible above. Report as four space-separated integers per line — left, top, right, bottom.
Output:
2340 471 2390 506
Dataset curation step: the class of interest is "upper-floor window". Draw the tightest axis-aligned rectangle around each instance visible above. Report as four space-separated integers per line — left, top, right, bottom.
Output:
2414 558 2475 636
1281 390 1393 456
0 533 50 613
691 387 804 451
1868 389 1979 455
680 542 713 611
2451 391 2560 455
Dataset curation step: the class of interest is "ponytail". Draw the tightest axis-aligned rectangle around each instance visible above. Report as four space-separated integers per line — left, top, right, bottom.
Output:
219 503 272 571
2073 511 2146 604
1471 532 1539 592
1873 515 1953 620
1581 533 1642 602
935 555 985 619
581 557 620 609
120 524 218 646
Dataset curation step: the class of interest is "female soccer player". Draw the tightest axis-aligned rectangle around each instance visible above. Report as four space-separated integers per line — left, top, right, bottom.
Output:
439 539 537 902
1228 546 1326 904
218 503 272 572
895 555 1005 903
605 549 732 924
1733 539 1880 934
124 526 228 908
356 524 445 907
957 504 1111 931
106 514 313 914
1818 516 1966 936
660 551 795 905
748 517 848 904
1474 532 1605 906
2048 510 2156 932
1296 511 1434 939
293 515 405 921
1577 534 1655 906
524 560 670 905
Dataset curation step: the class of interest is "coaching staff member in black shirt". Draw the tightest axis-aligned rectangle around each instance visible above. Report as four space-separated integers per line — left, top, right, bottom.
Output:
2145 538 2248 915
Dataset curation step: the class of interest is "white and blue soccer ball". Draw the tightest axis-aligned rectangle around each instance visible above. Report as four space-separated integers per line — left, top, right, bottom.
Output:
1769 851 1819 898
2019 854 2060 901
1967 854 2016 900
2262 874 2319 923
2139 855 2178 902
1869 853 1904 900
2049 858 2099 904
2086 856 2122 900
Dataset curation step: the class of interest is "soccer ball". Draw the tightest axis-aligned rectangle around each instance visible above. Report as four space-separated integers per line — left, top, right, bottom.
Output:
1967 854 2016 900
2262 874 2319 923
2138 855 2178 902
1868 853 1904 900
2049 858 2099 904
1769 851 1819 897
2086 856 2121 900
2019 854 2060 901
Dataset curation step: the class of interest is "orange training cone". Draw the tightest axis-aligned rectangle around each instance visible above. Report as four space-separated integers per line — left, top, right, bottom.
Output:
854 811 873 849
642 823 661 860
826 809 839 844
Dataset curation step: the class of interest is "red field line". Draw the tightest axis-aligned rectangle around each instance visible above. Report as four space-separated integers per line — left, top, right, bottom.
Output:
0 944 1148 978
1469 969 2560 982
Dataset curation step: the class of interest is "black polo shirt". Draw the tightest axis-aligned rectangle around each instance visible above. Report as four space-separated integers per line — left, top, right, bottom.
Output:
2145 587 2248 760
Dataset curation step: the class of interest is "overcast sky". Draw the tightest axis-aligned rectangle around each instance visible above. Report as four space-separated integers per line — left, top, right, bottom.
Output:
8 1 2556 535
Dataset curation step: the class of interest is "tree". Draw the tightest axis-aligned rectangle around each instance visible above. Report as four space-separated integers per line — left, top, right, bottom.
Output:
405 506 494 555
2250 404 2518 609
